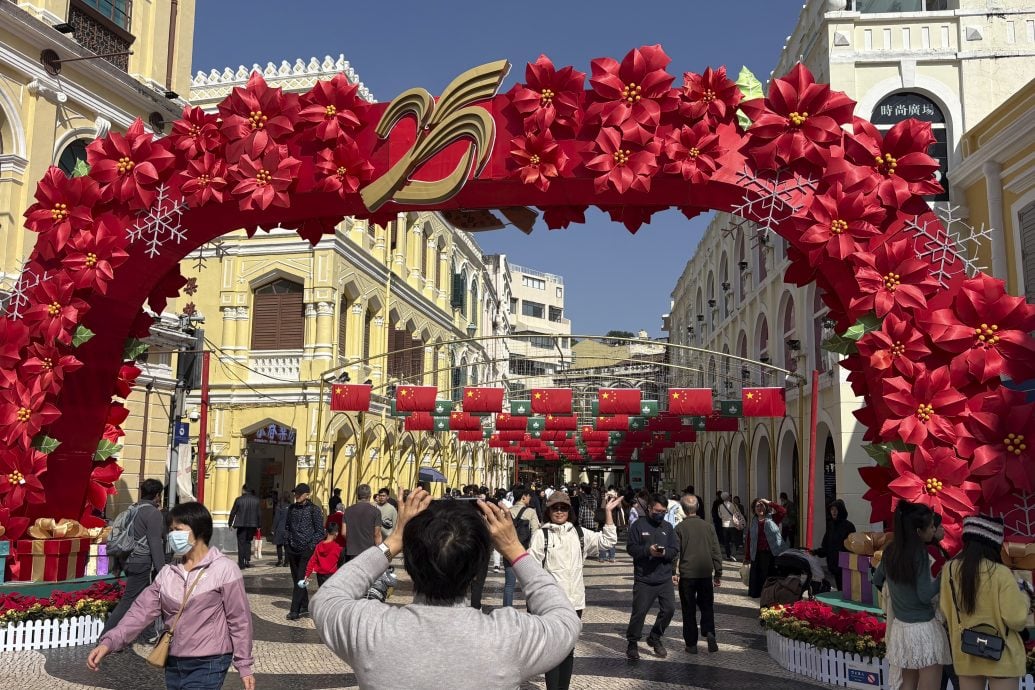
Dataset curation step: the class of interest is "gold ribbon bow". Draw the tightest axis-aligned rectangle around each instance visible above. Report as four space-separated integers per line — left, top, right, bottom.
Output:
27 518 90 540
843 531 894 556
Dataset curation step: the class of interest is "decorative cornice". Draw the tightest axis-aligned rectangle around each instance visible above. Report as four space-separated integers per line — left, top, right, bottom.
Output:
190 54 374 103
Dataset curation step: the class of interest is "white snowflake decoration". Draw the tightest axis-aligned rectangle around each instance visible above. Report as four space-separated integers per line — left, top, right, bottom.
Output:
1 260 50 320
128 184 187 258
731 166 817 235
991 491 1035 538
905 205 993 290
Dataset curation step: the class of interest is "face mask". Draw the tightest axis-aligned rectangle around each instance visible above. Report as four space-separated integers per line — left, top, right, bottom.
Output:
169 530 193 555
650 511 666 522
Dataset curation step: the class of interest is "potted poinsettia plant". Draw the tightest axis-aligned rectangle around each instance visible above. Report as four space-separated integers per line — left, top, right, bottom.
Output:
761 600 886 658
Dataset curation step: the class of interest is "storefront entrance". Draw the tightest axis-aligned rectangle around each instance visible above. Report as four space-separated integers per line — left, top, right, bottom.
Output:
245 422 298 536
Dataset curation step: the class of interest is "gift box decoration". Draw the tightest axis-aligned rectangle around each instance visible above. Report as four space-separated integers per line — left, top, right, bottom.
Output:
0 541 9 584
86 543 109 577
13 537 91 582
839 551 874 605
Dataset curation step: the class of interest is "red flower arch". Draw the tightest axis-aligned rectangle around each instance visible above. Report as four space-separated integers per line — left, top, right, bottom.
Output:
2 46 1033 546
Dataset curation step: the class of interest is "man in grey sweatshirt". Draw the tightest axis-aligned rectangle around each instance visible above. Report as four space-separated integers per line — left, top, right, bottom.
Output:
312 489 581 689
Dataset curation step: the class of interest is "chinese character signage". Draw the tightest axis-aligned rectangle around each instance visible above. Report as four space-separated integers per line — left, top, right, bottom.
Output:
251 424 297 446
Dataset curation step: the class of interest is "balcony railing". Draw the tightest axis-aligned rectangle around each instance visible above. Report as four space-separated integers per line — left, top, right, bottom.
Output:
249 350 302 382
69 0 135 71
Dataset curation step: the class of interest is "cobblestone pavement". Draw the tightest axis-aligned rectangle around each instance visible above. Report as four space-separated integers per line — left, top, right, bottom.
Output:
1 545 828 690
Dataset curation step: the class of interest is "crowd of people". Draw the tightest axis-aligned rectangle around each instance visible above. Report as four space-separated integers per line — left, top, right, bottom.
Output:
83 475 1035 690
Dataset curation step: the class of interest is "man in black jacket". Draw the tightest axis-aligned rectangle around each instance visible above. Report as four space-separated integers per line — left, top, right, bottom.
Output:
285 483 324 620
228 485 261 568
625 493 678 661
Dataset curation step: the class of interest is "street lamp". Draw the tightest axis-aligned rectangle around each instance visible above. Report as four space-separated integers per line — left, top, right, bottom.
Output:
466 322 477 337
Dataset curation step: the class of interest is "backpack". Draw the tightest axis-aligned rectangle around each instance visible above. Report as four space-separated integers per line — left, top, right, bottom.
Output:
107 504 148 563
760 575 804 609
541 524 584 567
514 507 533 548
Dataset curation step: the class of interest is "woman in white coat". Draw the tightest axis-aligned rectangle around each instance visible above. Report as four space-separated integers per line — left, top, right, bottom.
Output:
529 491 623 690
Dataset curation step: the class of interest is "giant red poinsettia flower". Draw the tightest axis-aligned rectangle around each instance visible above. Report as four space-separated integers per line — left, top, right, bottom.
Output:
21 275 87 345
851 237 938 318
881 366 966 445
0 318 29 387
860 462 897 524
20 342 82 394
799 183 885 261
167 106 223 160
541 205 588 230
584 127 660 194
507 54 586 136
62 216 130 294
314 141 374 198
0 448 48 511
959 388 1035 500
229 142 301 211
510 131 568 192
919 274 1035 384
586 45 678 145
114 362 142 399
679 66 742 124
179 153 229 207
0 382 60 449
86 458 123 512
0 506 30 542
831 118 942 208
889 445 979 520
854 312 931 378
663 121 725 183
87 119 176 209
218 72 301 161
298 73 369 142
23 167 101 257
739 63 855 170
598 204 666 234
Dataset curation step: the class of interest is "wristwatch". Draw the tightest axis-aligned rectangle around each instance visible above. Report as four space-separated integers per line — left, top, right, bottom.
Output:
377 543 393 560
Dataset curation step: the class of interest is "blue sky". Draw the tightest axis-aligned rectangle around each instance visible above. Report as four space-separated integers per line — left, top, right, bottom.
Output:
192 1 803 337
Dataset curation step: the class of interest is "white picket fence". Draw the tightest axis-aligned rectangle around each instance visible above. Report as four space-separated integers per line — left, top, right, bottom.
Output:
0 616 104 652
767 630 1035 690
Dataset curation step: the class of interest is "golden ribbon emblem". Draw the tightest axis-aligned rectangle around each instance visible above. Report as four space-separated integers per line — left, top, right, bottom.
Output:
27 517 92 540
360 59 510 212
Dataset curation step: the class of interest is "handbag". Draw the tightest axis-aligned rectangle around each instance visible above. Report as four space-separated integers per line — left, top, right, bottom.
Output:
146 566 208 668
948 563 1005 661
740 562 751 586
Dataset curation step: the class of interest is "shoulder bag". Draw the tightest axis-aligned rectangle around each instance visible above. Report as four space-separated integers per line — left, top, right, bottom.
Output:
146 566 208 668
948 562 1005 661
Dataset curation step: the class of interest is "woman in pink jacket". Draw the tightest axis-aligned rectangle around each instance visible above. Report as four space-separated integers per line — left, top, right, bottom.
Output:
87 502 255 690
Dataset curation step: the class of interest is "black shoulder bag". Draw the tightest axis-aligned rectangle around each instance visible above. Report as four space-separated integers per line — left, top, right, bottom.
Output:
948 562 1005 661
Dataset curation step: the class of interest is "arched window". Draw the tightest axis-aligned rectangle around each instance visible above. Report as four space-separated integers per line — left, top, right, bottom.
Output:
706 271 716 330
451 267 467 312
757 232 769 283
251 279 304 350
872 92 948 201
58 139 90 177
812 288 830 373
362 307 376 363
737 232 748 301
420 223 432 280
338 299 349 361
758 315 770 385
720 255 731 318
781 294 797 372
470 281 478 327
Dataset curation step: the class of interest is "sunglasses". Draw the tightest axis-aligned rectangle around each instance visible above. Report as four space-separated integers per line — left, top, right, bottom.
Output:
549 505 570 512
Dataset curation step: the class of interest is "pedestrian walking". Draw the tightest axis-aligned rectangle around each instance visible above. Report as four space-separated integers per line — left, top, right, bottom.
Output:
812 498 856 590
625 493 678 661
779 492 798 548
674 494 723 654
682 485 706 519
228 486 260 569
577 483 598 531
303 523 345 587
272 492 290 567
285 483 324 620
717 492 745 560
375 487 398 537
529 492 622 689
744 498 787 598
503 488 541 607
328 487 343 514
873 501 950 690
87 502 255 690
101 478 166 636
665 492 686 528
940 516 1032 690
311 488 581 689
341 484 382 563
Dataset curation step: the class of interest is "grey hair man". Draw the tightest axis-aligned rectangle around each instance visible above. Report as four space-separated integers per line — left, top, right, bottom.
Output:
673 493 723 654
341 483 382 564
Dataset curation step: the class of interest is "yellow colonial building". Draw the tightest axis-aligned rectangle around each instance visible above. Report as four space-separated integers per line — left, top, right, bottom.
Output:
185 57 514 537
0 0 196 513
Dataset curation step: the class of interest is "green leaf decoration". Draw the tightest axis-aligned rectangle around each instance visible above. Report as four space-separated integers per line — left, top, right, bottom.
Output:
123 338 149 361
33 435 62 455
862 440 911 467
843 313 882 342
821 332 858 356
72 325 95 348
736 66 764 129
71 159 90 178
94 439 122 462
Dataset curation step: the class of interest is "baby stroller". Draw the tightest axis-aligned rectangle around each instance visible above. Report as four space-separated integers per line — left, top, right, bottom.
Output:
773 549 831 599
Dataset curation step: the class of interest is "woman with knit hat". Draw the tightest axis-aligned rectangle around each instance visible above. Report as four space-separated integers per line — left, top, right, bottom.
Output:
940 515 1032 690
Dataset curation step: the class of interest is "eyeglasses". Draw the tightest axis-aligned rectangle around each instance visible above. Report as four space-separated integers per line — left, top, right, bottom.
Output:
549 505 570 512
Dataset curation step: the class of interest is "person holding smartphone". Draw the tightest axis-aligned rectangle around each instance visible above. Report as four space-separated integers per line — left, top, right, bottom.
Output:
624 493 679 661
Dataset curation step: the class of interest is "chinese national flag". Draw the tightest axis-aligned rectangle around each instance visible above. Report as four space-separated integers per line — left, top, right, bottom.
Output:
330 384 371 412
463 387 504 414
596 415 629 431
395 385 437 412
404 411 434 432
742 387 786 417
499 430 526 442
668 388 712 415
705 413 739 431
672 429 697 443
495 413 527 431
457 430 483 442
531 388 572 414
598 388 642 414
449 411 481 431
545 415 577 431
